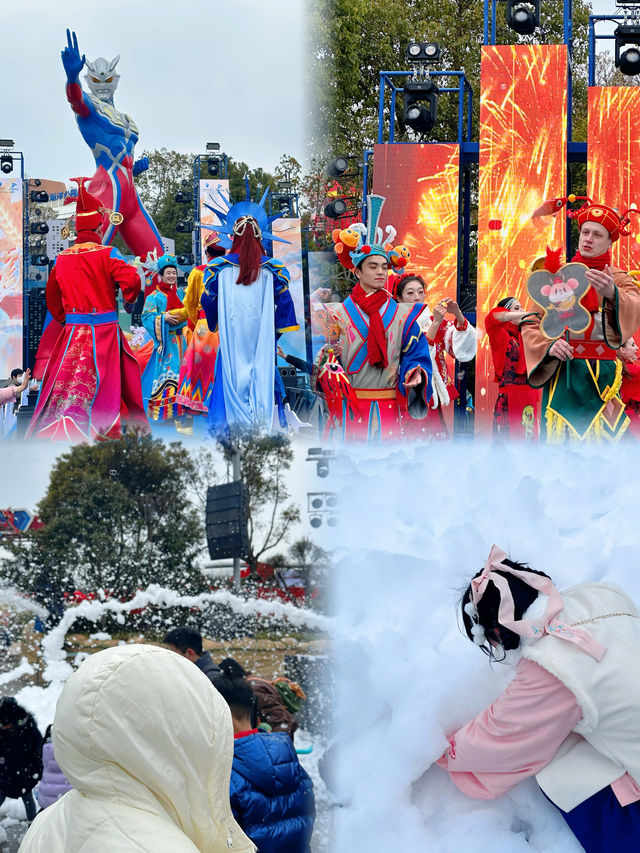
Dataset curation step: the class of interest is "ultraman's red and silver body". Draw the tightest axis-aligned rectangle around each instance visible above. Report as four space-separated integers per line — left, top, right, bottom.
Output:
64 47 163 260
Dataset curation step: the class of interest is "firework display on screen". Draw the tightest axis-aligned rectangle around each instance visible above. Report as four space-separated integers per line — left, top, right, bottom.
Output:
372 142 460 308
476 45 567 428
588 86 640 275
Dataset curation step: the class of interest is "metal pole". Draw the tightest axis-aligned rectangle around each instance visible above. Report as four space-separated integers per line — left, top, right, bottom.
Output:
378 73 386 144
588 16 596 87
232 446 242 592
193 155 201 265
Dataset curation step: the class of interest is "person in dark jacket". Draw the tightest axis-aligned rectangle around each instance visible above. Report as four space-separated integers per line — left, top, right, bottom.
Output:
215 660 315 853
220 657 299 740
163 626 222 685
0 697 42 821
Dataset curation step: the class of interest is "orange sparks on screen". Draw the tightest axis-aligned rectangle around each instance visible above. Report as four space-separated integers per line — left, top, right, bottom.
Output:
476 45 568 428
588 86 640 272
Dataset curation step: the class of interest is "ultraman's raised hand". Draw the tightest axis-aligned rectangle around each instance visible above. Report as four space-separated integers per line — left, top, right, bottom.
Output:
61 29 86 82
132 157 150 177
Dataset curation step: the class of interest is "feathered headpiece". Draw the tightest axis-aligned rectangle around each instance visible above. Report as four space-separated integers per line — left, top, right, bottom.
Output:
200 176 290 249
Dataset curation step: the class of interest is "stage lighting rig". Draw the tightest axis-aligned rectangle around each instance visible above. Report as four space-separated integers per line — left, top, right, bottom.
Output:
176 220 194 233
406 41 441 63
506 0 539 36
326 157 349 178
174 190 192 203
0 155 13 174
615 19 640 76
30 222 49 235
403 77 439 135
323 198 348 219
177 253 194 265
207 156 221 177
30 254 50 266
30 190 49 203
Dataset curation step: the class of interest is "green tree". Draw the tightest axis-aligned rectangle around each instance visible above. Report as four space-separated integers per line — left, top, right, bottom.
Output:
0 436 206 604
134 148 194 254
309 0 593 160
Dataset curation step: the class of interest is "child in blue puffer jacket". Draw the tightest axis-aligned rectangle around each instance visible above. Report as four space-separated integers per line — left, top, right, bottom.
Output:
215 659 315 853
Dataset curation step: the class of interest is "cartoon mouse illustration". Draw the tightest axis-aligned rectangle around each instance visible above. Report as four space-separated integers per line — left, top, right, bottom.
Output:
540 275 580 316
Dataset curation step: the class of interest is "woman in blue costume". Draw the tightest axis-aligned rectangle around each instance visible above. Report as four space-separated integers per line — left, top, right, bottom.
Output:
141 254 188 421
201 187 298 435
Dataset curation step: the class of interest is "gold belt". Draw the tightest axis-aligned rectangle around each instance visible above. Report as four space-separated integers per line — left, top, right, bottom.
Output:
353 388 396 400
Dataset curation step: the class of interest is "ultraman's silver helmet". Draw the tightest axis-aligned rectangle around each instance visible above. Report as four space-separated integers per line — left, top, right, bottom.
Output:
84 55 120 101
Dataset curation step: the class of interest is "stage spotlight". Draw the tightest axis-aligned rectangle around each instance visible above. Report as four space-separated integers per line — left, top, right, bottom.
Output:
30 254 49 266
207 156 220 177
326 157 349 178
405 41 441 63
403 79 438 134
323 198 348 219
176 220 194 233
174 190 192 203
615 24 640 76
177 253 194 265
0 155 13 174
506 0 539 36
30 190 49 203
30 222 49 235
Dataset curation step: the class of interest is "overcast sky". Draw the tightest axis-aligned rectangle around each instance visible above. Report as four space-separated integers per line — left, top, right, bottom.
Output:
2 0 306 185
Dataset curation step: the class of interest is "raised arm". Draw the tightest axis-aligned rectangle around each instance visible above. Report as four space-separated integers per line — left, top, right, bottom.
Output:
62 29 90 118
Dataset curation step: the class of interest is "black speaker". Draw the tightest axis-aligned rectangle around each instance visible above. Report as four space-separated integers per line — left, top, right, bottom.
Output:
205 481 249 560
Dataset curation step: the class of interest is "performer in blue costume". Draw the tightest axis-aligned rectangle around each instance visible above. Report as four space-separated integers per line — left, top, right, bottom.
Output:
200 185 298 435
141 254 188 422
61 29 163 260
314 195 433 440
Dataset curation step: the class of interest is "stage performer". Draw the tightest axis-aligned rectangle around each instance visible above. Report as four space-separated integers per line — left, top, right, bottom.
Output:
618 337 640 439
61 29 163 260
485 297 539 439
26 179 148 441
175 231 224 420
394 273 476 439
522 196 640 441
140 254 188 422
439 545 640 853
200 185 298 435
315 195 432 441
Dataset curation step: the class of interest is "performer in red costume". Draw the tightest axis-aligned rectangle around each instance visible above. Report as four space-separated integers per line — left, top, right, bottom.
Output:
27 179 148 441
485 296 539 440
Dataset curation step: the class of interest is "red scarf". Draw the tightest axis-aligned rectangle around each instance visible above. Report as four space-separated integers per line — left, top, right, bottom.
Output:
351 283 389 368
156 279 183 311
571 249 611 312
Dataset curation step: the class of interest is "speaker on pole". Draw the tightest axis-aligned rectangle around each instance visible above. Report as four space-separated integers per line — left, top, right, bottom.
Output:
205 481 249 560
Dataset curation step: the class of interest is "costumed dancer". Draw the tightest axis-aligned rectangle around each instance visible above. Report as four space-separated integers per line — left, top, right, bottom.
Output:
438 545 640 853
175 231 224 420
393 273 476 439
140 254 188 422
522 196 640 441
316 195 433 440
26 178 148 441
618 336 640 438
200 182 298 435
485 297 539 439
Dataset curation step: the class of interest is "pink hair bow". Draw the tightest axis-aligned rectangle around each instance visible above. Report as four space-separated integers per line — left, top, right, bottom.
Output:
472 545 606 662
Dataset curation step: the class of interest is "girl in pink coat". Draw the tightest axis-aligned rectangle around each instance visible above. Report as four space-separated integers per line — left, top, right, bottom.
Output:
438 545 640 853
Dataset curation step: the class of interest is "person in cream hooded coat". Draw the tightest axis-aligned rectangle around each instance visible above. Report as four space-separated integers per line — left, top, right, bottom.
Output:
18 644 255 853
